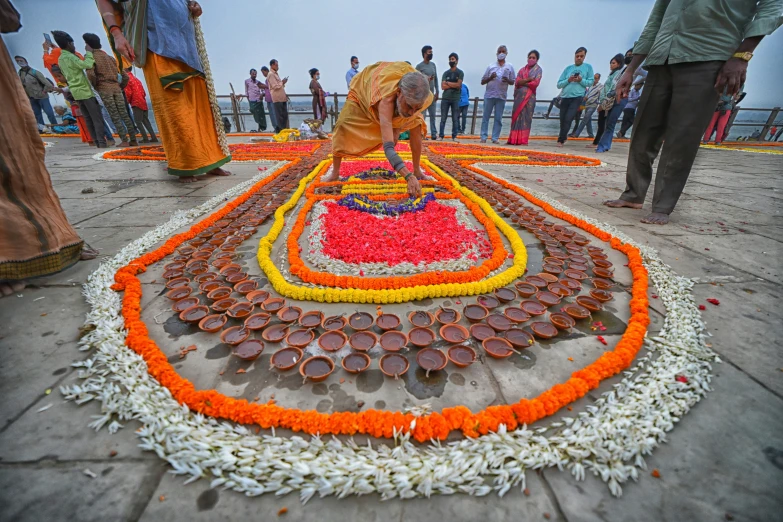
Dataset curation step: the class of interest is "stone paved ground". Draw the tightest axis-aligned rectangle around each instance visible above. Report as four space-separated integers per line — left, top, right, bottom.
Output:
0 137 781 522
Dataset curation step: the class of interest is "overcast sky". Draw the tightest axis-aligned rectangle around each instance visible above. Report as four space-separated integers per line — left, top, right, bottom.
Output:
6 0 783 107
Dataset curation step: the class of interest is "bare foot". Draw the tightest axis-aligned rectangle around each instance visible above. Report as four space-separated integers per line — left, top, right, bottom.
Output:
603 199 643 209
179 176 199 183
207 168 232 177
80 244 99 260
556 142 564 148
0 281 26 297
321 171 338 182
640 212 670 225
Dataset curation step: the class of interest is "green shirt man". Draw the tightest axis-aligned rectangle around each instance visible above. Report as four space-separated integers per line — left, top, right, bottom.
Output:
57 50 95 100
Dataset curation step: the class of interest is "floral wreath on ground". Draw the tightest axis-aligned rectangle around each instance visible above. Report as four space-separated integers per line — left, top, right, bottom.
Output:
62 144 715 501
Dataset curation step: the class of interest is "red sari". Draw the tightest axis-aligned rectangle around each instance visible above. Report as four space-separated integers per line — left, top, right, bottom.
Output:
507 64 542 145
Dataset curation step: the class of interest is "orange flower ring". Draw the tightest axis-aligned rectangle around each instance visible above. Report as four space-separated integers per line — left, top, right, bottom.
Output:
110 145 649 442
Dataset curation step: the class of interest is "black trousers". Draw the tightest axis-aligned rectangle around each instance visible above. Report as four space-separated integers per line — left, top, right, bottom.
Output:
459 105 468 133
439 98 460 139
620 61 722 214
78 97 106 147
273 101 289 132
593 109 607 145
618 107 636 137
132 107 156 141
557 97 581 143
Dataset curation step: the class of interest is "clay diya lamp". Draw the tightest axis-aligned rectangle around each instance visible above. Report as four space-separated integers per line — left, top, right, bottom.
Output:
225 272 248 284
593 258 613 269
270 347 302 371
379 353 409 379
244 312 271 331
589 288 614 303
535 272 559 284
486 313 513 332
226 301 254 319
568 263 589 273
376 313 401 331
318 330 348 352
286 328 315 348
477 295 500 310
342 352 371 374
349 331 378 352
190 251 211 261
246 290 271 305
562 303 591 320
515 282 538 298
179 304 209 324
435 307 461 325
166 286 193 301
463 304 489 323
564 269 588 281
211 258 231 269
348 311 374 331
233 339 264 361
166 277 190 290
220 325 250 346
439 324 469 344
219 263 241 276
541 264 563 276
234 279 258 295
548 282 573 298
589 252 609 261
164 261 185 271
493 287 517 303
416 348 448 375
549 312 576 330
504 306 531 324
379 331 408 352
592 267 614 280
482 337 514 359
408 310 435 328
261 297 286 313
207 286 232 301
408 327 436 348
570 254 588 264
298 310 324 329
559 278 582 291
198 313 227 333
576 295 603 312
262 324 289 343
519 299 547 316
278 306 302 323
322 314 348 331
211 298 237 313
543 257 565 266
525 275 548 289
506 328 535 349
531 321 558 339
162 269 184 280
535 291 562 308
572 236 590 246
194 272 217 283
178 246 196 256
549 250 570 260
172 296 200 313
591 278 614 290
447 345 477 368
470 323 496 342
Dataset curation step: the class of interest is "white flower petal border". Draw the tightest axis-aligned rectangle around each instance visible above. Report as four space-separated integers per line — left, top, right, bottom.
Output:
62 158 716 501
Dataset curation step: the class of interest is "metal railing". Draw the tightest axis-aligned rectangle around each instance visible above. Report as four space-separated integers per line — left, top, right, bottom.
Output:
219 92 782 141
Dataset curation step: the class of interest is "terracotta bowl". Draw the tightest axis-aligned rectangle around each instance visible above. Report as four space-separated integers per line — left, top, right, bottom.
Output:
211 298 237 313
166 286 193 301
300 356 336 383
549 312 576 330
589 288 614 302
559 278 582 291
245 290 271 305
506 328 535 349
408 310 435 328
590 278 614 290
562 303 591 320
234 279 258 295
226 301 254 319
416 348 448 373
318 330 348 352
379 331 408 352
207 287 232 301
482 337 514 359
166 277 190 290
179 305 209 323
592 267 614 280
447 345 477 368
261 324 289 343
342 352 371 374
463 304 489 323
439 324 470 344
520 300 547 316
379 353 409 378
487 313 513 332
220 325 251 346
348 311 375 331
233 339 264 361
576 295 603 312
244 312 271 330
525 275 548 288
503 306 530 323
477 295 500 309
298 310 324 329
198 313 227 333
435 307 461 325
171 296 200 314
286 329 315 348
321 315 348 331
408 327 436 348
535 291 562 308
278 306 302 323
376 313 401 331
493 287 517 303
270 346 303 371
515 282 538 298
470 323 496 342
199 280 221 293
261 297 286 313
531 321 558 339
349 331 377 352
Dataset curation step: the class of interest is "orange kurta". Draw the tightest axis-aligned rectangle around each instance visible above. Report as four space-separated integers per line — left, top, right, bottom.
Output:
141 51 230 176
332 61 432 158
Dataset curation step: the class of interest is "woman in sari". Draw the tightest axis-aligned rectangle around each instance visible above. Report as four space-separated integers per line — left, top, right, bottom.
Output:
309 68 327 122
507 50 542 145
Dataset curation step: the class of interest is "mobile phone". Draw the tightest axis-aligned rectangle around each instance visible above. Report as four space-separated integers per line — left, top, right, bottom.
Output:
44 33 53 46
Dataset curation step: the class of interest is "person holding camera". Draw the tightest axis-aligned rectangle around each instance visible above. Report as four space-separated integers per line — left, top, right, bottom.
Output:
554 47 593 146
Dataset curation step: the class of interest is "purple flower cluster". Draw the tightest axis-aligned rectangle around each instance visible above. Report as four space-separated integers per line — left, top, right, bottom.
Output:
337 193 436 215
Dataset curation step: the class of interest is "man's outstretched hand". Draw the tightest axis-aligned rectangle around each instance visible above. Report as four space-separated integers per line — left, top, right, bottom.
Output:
407 176 422 198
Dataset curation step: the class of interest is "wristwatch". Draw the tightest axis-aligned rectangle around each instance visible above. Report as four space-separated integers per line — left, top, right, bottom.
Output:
732 52 753 62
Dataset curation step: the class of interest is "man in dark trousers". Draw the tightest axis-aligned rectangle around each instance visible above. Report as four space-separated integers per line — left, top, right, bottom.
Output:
604 0 782 225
